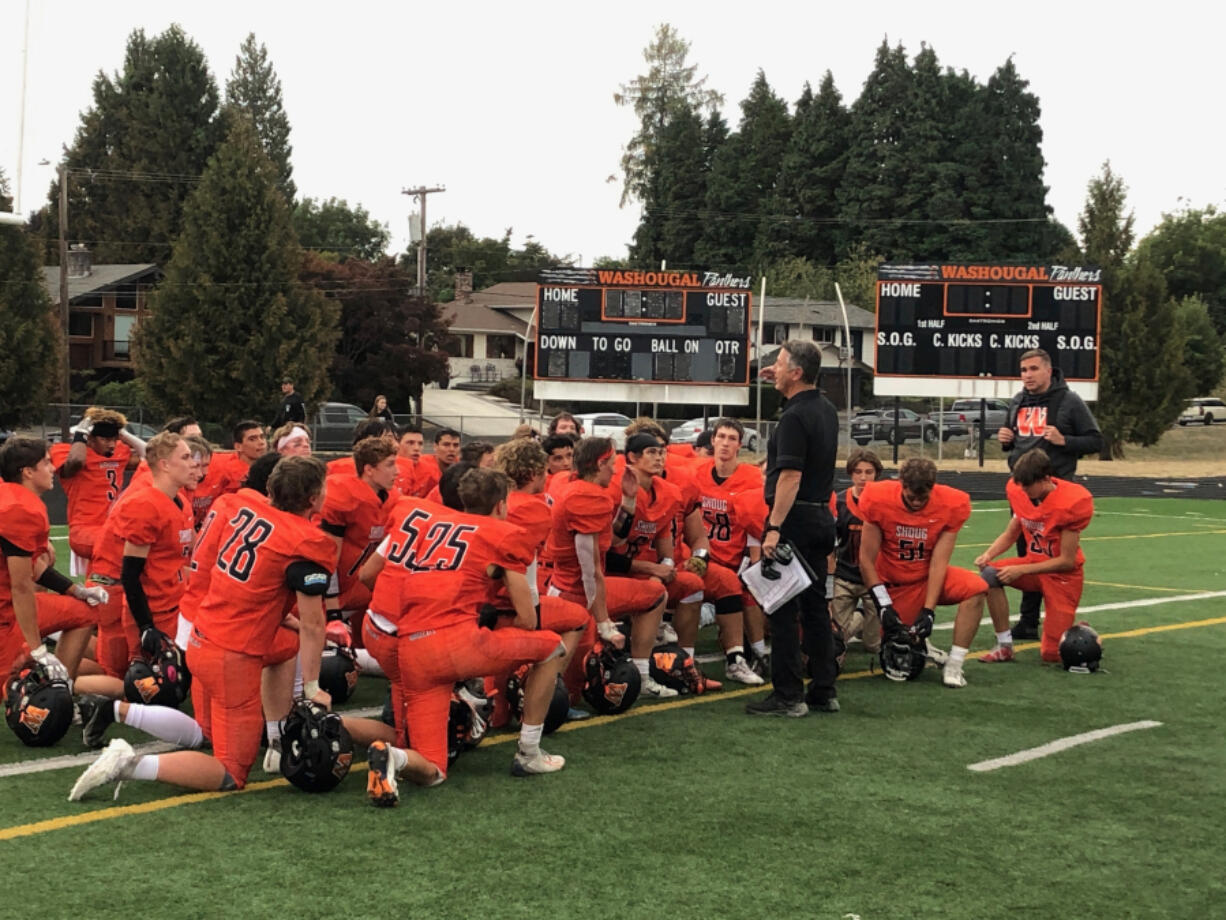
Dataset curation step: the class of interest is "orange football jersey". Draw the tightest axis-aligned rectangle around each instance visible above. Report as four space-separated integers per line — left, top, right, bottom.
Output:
608 476 680 566
1005 477 1093 566
0 484 51 621
856 480 972 585
193 504 336 656
191 452 252 525
545 478 616 596
372 496 533 632
108 486 195 612
50 441 132 530
319 474 394 597
181 489 271 620
694 460 768 570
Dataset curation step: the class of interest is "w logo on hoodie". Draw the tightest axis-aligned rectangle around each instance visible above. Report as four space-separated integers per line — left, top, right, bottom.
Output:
1016 406 1050 437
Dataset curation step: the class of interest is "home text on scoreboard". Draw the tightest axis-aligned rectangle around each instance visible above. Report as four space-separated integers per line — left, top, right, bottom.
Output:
873 263 1102 399
533 268 753 386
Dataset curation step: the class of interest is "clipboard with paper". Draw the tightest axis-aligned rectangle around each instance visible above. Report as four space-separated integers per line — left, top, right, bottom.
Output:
738 540 820 614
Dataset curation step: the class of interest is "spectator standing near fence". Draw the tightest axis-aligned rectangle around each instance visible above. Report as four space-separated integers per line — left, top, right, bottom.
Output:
272 378 306 429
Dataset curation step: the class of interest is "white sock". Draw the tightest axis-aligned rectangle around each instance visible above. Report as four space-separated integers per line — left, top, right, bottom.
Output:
131 756 160 781
292 656 304 698
519 723 543 755
266 721 282 745
388 745 408 774
633 657 650 678
354 648 384 676
726 645 744 659
682 646 695 659
996 630 1013 646
121 703 204 748
751 640 768 657
949 645 969 666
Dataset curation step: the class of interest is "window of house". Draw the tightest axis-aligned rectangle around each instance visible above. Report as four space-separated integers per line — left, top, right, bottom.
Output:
443 334 474 358
814 326 835 343
112 314 136 357
68 312 94 337
485 334 517 360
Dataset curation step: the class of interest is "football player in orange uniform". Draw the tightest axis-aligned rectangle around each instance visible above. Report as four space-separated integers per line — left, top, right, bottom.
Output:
272 423 312 456
393 425 428 497
190 421 268 524
50 407 145 571
70 457 338 799
410 428 461 499
546 437 671 698
0 437 101 678
857 458 987 687
361 467 581 805
958 448 1094 669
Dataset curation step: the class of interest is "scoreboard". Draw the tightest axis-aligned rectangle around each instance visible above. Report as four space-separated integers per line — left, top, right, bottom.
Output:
533 267 752 387
874 263 1102 399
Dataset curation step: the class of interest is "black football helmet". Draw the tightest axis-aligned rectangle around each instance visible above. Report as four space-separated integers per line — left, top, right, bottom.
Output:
504 668 569 734
123 632 190 708
1059 622 1103 673
280 700 353 793
319 642 359 704
582 641 641 714
879 636 926 682
447 682 494 764
5 660 73 747
649 642 704 694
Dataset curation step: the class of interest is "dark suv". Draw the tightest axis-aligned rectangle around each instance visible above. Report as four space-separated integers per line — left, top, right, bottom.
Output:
850 408 939 446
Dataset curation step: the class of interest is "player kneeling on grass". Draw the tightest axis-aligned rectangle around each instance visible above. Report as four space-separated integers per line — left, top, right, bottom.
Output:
70 457 340 801
362 466 583 808
951 448 1094 670
856 459 986 687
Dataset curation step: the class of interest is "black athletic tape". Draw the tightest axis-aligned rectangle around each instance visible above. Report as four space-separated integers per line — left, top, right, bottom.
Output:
713 595 744 616
36 567 74 595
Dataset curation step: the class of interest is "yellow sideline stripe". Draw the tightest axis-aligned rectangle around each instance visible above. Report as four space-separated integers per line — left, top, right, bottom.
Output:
1083 579 1209 594
4 614 1225 843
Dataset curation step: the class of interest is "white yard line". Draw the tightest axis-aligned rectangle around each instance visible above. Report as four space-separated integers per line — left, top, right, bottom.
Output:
967 721 1162 772
932 590 1226 631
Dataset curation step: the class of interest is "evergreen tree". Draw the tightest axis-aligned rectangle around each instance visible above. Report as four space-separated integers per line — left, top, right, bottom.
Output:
838 41 913 260
1080 163 1192 456
133 117 338 424
0 169 61 426
1173 295 1225 394
614 24 723 208
293 197 390 262
695 70 791 272
45 25 221 264
226 33 295 204
629 103 708 267
1135 206 1226 335
756 73 850 268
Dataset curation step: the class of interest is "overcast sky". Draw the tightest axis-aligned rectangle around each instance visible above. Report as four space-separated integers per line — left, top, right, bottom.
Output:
2 1 1223 268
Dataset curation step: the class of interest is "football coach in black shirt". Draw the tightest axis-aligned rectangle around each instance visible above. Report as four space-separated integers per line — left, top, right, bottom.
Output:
748 340 841 717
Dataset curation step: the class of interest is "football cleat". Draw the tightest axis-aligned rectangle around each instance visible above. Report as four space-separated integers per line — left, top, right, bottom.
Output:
69 738 139 802
1011 618 1040 641
366 741 400 807
942 662 967 689
640 675 679 699
924 640 950 666
979 644 1015 663
724 654 766 686
510 747 565 777
78 695 115 750
262 739 282 774
745 693 808 718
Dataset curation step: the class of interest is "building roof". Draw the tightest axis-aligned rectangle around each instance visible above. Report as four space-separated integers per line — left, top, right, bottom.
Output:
42 264 160 305
760 297 876 330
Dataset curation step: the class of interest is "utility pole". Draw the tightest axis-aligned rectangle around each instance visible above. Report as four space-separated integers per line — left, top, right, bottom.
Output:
401 185 444 296
58 164 70 437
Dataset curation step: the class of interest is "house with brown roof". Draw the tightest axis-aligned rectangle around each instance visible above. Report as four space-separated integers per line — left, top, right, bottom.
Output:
42 247 161 385
440 274 534 384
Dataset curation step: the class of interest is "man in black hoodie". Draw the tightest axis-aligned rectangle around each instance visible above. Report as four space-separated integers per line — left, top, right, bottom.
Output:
997 348 1102 638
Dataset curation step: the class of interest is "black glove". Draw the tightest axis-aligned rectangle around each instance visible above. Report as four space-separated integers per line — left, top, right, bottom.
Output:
880 605 903 639
477 604 500 630
910 608 935 641
140 627 168 658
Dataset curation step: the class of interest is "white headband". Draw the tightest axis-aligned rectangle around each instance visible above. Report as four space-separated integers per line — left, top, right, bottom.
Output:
277 426 310 451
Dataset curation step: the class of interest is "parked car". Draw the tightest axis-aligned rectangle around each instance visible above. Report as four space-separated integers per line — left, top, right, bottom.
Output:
572 412 634 450
310 402 368 451
669 418 760 451
850 408 938 446
930 398 1011 440
1178 397 1226 426
47 419 159 443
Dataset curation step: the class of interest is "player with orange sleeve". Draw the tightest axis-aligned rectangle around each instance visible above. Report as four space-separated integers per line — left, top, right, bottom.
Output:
545 437 672 698
189 421 267 524
110 433 198 666
0 437 101 679
956 448 1094 671
359 467 582 806
393 425 427 496
69 456 339 800
50 407 144 571
319 437 398 642
408 428 461 498
857 458 987 687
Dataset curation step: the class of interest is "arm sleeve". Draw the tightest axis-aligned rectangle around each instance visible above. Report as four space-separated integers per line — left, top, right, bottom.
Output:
773 412 809 471
286 561 331 596
574 533 600 605
121 555 154 632
0 535 33 558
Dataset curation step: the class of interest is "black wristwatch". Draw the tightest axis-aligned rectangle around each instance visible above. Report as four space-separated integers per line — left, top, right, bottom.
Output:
764 524 781 534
